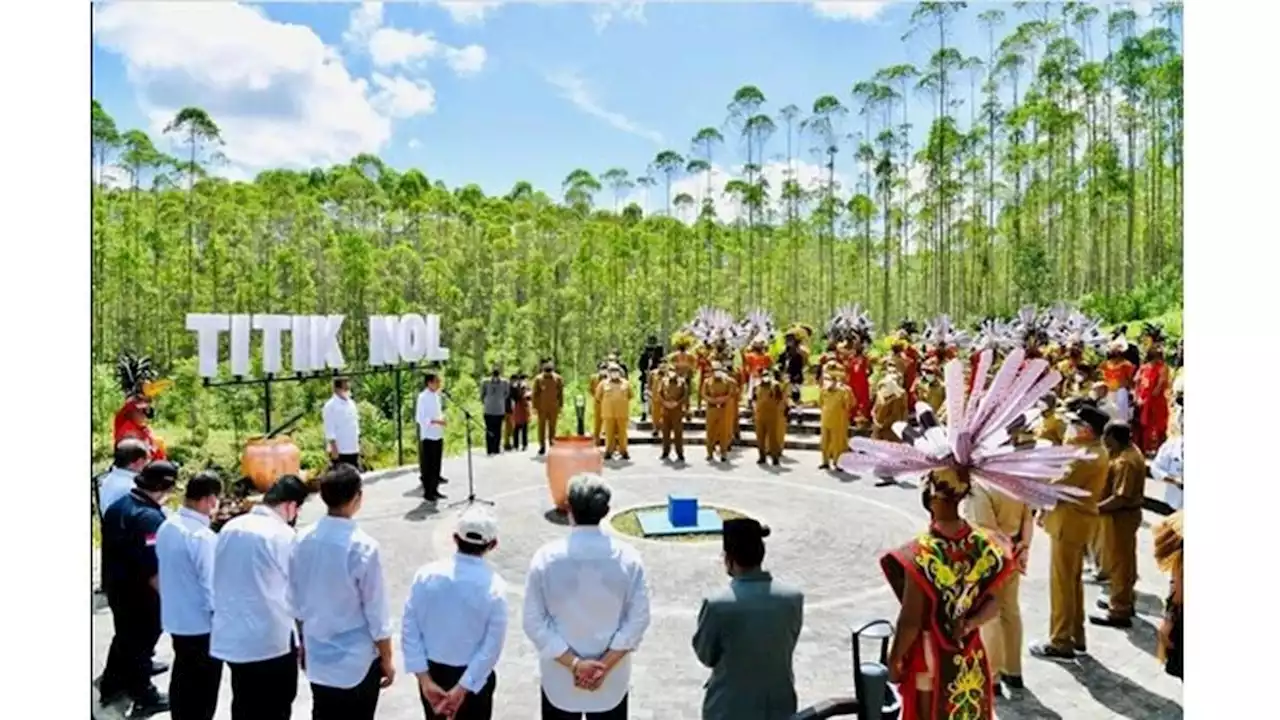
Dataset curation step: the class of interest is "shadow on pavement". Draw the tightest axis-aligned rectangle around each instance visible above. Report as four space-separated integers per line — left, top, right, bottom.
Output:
1064 654 1182 718
996 686 1065 719
403 501 440 521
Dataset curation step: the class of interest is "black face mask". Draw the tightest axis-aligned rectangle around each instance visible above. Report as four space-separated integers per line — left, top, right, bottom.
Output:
144 406 156 419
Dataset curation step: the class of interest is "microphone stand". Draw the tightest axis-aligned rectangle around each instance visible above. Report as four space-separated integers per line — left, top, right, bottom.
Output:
441 389 495 509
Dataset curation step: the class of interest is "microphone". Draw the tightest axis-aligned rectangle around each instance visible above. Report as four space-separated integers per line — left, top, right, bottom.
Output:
439 388 473 418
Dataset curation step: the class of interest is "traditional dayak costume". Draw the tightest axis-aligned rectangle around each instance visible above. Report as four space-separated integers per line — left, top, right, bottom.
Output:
738 310 776 409
1134 324 1173 455
838 349 1092 720
896 320 922 406
113 354 171 460
827 305 876 429
1050 310 1108 400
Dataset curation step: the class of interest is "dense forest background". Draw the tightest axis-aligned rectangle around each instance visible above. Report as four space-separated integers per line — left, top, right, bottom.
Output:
90 2 1183 474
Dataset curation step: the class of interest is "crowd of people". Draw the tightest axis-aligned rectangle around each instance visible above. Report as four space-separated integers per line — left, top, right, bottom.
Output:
98 462 810 720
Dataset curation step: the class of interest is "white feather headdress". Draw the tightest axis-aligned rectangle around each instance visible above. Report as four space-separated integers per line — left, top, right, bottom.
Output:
838 348 1094 509
827 304 875 344
923 315 971 351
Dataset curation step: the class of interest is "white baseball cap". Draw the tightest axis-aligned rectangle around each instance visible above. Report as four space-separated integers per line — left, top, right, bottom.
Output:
456 506 498 545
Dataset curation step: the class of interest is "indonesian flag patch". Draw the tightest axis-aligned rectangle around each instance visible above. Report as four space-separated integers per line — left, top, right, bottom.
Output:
145 533 158 547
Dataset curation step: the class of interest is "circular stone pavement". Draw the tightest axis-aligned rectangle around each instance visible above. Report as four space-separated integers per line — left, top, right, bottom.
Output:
91 448 1183 720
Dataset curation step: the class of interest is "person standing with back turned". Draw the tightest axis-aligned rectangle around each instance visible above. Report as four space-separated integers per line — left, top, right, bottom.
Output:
290 464 395 720
156 471 223 720
523 475 651 720
480 366 510 456
416 373 449 503
692 518 803 720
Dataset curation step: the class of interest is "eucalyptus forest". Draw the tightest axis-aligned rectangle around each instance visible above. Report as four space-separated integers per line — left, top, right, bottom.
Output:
90 2 1184 467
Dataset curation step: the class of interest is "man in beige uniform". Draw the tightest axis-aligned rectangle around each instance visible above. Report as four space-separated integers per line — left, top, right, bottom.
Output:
965 481 1033 692
1091 421 1148 628
1030 404 1110 661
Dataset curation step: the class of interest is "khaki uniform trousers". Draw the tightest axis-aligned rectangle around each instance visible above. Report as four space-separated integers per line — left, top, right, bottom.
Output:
603 416 628 456
537 410 559 449
1049 536 1087 651
981 574 1024 678
705 406 732 457
1105 510 1142 616
659 407 685 457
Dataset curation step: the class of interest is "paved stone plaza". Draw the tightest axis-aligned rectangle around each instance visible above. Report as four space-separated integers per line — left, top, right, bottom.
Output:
92 448 1183 719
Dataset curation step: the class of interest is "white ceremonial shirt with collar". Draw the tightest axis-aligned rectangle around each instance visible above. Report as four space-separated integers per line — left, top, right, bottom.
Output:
210 505 297 664
156 506 217 636
98 466 138 516
323 394 361 454
290 515 392 690
523 526 651 713
1151 435 1184 511
400 553 508 692
415 389 445 441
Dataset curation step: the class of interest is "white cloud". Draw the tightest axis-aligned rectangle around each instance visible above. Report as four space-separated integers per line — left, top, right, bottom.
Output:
94 2 398 172
810 1 890 22
371 73 437 118
349 2 487 76
1130 0 1155 19
444 44 487 76
437 1 503 25
408 138 422 150
591 1 647 33
545 70 663 145
368 26 441 67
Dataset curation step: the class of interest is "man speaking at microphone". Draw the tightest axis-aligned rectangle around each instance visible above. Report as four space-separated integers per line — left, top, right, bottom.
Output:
415 373 449 503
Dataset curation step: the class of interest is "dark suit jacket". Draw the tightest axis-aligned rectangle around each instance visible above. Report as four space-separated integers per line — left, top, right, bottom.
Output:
692 570 805 720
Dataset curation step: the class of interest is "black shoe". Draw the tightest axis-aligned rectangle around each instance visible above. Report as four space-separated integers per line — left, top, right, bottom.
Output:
757 457 767 465
1029 642 1076 661
677 454 685 462
1002 675 1024 690
621 453 630 460
771 457 780 466
428 491 448 501
1096 597 1110 611
439 477 450 485
1089 613 1133 628
706 454 714 462
993 681 1005 698
660 452 670 460
149 660 169 676
128 688 169 718
819 463 830 470
720 455 729 463
538 447 547 456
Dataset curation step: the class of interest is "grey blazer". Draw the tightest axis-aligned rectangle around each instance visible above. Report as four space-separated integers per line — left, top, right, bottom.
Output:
692 570 805 720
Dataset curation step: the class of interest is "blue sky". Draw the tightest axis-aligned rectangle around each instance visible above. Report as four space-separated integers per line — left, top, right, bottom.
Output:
92 1 1159 215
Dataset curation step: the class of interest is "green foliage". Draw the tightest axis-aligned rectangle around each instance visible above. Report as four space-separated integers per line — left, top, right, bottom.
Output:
90 6 1183 468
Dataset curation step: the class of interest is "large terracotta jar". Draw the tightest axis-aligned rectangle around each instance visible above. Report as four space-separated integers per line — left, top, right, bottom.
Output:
547 436 602 511
240 436 303 494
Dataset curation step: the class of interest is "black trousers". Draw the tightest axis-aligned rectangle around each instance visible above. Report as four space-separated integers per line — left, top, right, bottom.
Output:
483 414 504 454
170 633 223 720
419 438 444 497
228 650 298 720
101 590 162 700
335 453 360 469
541 691 628 720
419 661 496 720
511 422 529 450
312 658 383 720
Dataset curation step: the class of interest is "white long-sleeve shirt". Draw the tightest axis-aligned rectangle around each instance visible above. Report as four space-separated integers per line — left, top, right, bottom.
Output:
523 527 651 713
323 394 361 454
289 516 392 689
211 506 297 664
415 389 445 441
1150 435 1184 510
401 553 508 692
97 467 138 516
156 507 217 636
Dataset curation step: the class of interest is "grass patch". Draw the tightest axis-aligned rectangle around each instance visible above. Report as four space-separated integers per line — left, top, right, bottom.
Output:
610 505 750 543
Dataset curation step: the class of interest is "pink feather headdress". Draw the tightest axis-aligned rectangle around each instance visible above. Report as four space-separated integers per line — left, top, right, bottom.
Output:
837 348 1094 509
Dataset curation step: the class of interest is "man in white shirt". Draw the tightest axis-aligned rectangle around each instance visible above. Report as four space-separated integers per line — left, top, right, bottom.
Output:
97 439 151 518
290 464 395 720
211 475 309 720
323 377 361 468
402 506 508 720
523 475 651 720
156 471 223 720
1151 399 1184 511
415 372 449 502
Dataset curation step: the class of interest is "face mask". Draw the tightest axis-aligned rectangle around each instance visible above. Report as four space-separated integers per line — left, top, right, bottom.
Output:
144 406 155 419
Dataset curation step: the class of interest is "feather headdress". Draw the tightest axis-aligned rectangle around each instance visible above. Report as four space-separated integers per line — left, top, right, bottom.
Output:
1007 305 1054 348
687 307 743 348
117 354 158 398
970 318 1009 352
837 348 1094 509
922 315 971 352
827 304 875 344
739 309 776 346
1141 322 1167 346
1052 309 1108 353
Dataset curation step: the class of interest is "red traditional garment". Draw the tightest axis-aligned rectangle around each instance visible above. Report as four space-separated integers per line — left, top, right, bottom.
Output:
1099 358 1136 392
742 350 772 383
903 346 921 406
881 521 1016 720
845 353 872 423
966 351 983 398
1135 360 1170 453
113 399 167 460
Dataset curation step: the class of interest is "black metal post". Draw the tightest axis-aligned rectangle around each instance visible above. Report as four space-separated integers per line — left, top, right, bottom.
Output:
263 374 274 435
394 366 404 466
